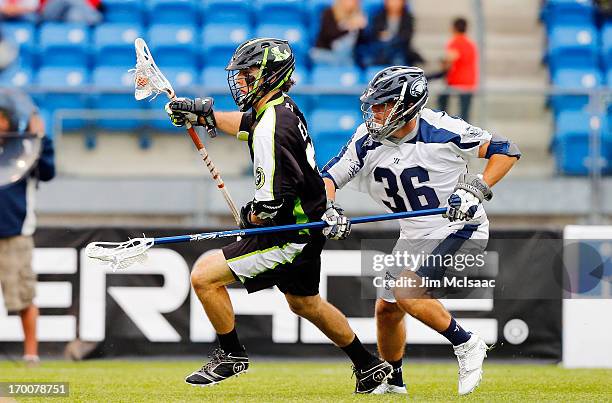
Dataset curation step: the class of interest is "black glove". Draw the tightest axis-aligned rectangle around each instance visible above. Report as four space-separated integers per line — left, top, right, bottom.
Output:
239 201 259 229
165 97 216 130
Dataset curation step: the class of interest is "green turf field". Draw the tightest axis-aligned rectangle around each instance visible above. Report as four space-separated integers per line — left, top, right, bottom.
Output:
0 360 611 402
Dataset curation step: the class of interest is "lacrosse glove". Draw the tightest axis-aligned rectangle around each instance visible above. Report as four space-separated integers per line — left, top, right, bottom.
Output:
165 97 216 128
446 173 493 222
322 200 351 240
239 201 258 229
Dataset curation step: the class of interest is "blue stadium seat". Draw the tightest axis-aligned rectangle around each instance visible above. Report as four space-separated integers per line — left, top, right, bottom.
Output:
310 109 360 166
255 24 308 63
148 25 198 68
362 0 384 16
102 0 144 24
36 67 89 129
147 0 199 26
542 0 594 28
551 68 602 114
201 24 251 67
201 0 251 25
553 111 611 175
254 0 305 26
201 66 234 110
0 65 33 88
289 66 311 117
92 67 142 130
602 23 612 70
365 65 387 83
147 67 199 131
548 25 599 72
93 24 143 67
311 66 363 110
1 22 35 67
38 23 89 68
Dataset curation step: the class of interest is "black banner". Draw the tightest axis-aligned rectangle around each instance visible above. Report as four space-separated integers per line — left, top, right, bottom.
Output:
0 227 562 360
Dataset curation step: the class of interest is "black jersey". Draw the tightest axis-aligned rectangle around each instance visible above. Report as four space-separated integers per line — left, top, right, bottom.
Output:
238 92 326 229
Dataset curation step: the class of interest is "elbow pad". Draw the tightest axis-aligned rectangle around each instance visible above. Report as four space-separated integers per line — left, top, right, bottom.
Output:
485 133 521 159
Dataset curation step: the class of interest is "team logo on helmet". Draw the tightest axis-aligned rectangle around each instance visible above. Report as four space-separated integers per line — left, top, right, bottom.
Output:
409 77 426 97
271 46 290 62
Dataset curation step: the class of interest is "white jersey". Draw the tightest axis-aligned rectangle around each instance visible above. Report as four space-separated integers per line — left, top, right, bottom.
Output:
322 108 492 238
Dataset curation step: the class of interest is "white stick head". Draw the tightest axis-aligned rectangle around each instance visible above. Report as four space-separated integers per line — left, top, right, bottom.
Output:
132 37 175 101
85 237 154 271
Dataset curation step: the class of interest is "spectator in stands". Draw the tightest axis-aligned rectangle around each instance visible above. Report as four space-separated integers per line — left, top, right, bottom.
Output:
40 0 101 24
359 0 423 67
595 0 612 23
0 89 55 367
438 17 478 121
311 0 367 66
0 0 39 21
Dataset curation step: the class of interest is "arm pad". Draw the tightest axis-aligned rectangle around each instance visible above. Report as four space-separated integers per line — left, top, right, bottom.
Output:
485 133 521 159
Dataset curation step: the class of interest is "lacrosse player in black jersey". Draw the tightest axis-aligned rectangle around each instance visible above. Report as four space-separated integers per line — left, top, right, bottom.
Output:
165 38 392 394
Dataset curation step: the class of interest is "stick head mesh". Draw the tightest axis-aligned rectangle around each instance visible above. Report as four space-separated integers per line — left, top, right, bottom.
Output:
85 238 154 271
132 38 175 101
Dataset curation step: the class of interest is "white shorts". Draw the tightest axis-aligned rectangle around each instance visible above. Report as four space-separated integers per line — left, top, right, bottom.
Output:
379 221 489 303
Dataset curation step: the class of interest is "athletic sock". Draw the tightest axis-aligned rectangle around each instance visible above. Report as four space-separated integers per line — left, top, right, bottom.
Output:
341 335 377 369
439 317 471 346
388 359 404 387
217 328 244 353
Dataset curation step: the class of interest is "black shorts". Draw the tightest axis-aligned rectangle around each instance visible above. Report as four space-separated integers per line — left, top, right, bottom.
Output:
222 232 326 296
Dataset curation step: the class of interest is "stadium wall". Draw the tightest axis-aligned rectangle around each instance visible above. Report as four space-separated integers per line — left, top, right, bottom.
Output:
0 227 565 361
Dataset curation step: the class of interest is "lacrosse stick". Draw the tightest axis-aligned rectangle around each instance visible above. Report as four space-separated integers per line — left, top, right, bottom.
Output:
132 37 241 225
86 207 447 271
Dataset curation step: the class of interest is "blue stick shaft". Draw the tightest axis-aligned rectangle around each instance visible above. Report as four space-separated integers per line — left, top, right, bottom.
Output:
153 207 446 245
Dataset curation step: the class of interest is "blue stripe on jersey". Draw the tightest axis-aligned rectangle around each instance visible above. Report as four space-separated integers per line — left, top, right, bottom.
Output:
415 223 480 281
321 132 382 175
410 117 480 150
322 143 349 173
355 134 383 167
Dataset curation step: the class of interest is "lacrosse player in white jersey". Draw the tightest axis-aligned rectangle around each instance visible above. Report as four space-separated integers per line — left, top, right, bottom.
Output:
321 66 520 395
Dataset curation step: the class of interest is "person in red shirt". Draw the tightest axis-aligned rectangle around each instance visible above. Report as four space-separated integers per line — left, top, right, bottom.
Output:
438 17 478 121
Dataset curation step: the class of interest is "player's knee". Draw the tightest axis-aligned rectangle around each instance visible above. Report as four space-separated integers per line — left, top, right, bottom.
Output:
394 298 421 315
375 300 404 325
190 255 216 291
286 294 320 317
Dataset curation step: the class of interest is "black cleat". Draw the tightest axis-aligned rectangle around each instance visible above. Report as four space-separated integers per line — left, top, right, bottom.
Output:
185 348 249 387
352 359 393 394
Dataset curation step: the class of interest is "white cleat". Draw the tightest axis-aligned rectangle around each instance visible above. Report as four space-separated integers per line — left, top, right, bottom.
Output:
453 333 488 395
371 383 408 395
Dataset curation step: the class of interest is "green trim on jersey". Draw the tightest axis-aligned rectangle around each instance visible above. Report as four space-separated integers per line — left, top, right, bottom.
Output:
256 93 284 119
228 242 306 283
293 197 310 235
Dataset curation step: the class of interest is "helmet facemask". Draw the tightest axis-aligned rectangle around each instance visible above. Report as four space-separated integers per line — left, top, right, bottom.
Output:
228 66 266 112
362 81 427 142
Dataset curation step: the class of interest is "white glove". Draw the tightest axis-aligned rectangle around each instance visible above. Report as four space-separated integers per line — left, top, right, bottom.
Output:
446 173 492 222
321 200 351 240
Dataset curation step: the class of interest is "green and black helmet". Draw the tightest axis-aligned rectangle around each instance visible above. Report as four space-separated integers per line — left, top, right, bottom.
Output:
226 37 295 112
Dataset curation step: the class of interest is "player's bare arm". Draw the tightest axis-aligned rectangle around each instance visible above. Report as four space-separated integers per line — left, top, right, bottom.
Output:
478 142 519 187
206 111 243 137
